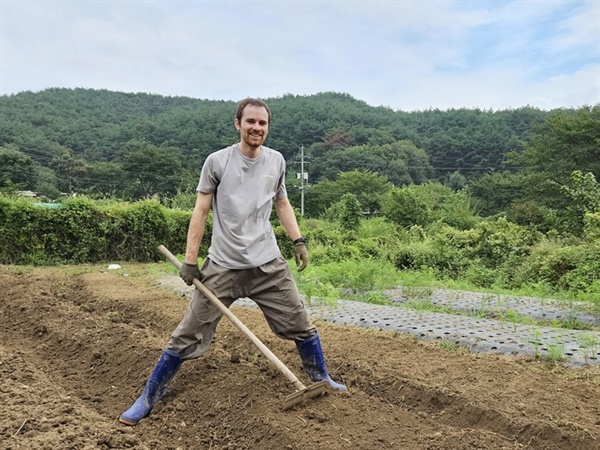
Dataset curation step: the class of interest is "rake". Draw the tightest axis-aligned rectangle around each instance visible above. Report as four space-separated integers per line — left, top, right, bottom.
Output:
158 245 328 410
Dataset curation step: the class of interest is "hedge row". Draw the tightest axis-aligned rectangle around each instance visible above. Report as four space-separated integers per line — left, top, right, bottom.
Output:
0 197 200 265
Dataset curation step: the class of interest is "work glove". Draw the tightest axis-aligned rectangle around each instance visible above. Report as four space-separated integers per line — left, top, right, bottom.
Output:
294 241 309 272
179 262 201 286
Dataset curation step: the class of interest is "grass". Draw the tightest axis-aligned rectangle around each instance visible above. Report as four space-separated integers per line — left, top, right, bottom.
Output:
546 342 566 363
393 268 600 311
437 340 468 352
528 330 566 364
291 261 600 334
577 333 600 363
302 266 597 330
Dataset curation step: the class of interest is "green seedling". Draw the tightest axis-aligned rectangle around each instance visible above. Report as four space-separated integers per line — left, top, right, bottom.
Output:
577 333 600 364
438 340 466 352
546 342 565 363
529 329 543 359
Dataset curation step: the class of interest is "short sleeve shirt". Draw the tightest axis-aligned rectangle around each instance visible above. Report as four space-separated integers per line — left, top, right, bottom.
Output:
197 144 288 269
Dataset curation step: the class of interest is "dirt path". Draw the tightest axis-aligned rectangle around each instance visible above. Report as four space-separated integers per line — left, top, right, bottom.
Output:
2 265 600 450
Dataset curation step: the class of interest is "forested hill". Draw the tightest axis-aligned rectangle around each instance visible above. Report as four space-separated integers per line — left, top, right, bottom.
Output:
1 88 557 198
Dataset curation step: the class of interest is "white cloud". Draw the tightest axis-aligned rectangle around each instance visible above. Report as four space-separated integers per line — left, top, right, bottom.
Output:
1 0 598 110
552 0 599 53
392 62 598 111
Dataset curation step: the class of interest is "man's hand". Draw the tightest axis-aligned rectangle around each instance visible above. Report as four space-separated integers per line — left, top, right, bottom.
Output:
295 243 308 272
179 262 201 286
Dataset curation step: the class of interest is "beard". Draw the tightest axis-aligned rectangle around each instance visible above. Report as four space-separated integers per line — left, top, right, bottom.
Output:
242 132 266 149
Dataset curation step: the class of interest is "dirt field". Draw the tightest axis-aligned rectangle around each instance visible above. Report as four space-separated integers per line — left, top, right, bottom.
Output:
2 265 600 450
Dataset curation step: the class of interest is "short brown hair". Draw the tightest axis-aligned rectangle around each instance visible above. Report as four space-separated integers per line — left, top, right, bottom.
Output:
236 98 271 124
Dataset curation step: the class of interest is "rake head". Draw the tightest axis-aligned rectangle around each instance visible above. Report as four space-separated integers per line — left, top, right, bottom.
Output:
281 381 329 410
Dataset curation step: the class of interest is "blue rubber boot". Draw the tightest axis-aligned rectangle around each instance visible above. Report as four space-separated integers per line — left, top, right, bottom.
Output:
296 332 347 391
119 350 183 426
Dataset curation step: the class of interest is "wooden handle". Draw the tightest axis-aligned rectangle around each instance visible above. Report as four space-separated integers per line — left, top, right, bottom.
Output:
158 245 306 391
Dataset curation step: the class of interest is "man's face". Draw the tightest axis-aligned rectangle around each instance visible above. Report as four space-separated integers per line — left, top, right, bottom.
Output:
235 105 270 149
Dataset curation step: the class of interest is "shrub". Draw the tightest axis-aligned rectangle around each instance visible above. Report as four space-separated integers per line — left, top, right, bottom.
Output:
306 258 399 293
516 240 600 292
381 187 432 228
506 201 556 232
309 243 362 265
0 197 192 264
339 192 362 231
584 212 600 241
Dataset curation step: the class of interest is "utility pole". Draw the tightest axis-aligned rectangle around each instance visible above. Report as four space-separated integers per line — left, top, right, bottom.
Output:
300 145 305 216
297 145 308 216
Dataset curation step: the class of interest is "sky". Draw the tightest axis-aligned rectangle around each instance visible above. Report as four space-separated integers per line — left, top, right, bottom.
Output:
1 0 598 111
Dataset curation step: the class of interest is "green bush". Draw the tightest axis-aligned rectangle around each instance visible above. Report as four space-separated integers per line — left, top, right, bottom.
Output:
0 197 48 264
381 187 432 228
304 222 344 248
463 263 499 289
357 217 399 240
515 239 600 292
506 201 556 232
432 218 536 269
387 240 439 271
438 191 480 230
473 218 539 267
302 258 399 293
309 243 362 265
584 212 600 241
339 192 362 231
0 197 192 264
61 198 111 261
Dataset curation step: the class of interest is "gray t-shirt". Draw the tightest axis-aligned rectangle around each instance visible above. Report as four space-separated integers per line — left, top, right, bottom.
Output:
197 144 288 269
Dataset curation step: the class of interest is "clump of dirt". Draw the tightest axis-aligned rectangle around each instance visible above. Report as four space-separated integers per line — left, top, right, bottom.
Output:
1 265 600 450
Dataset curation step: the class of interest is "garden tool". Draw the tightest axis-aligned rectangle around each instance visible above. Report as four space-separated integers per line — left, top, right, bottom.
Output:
158 245 328 410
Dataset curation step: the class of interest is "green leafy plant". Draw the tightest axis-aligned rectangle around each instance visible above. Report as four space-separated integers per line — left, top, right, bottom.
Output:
577 333 600 364
529 329 543 359
546 342 565 363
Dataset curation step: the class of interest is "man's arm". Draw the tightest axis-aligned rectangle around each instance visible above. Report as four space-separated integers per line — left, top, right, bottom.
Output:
274 197 301 241
179 192 213 285
184 192 213 264
275 197 308 271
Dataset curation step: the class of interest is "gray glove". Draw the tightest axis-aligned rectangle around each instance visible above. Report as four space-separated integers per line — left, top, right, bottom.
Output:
179 262 201 286
295 243 308 272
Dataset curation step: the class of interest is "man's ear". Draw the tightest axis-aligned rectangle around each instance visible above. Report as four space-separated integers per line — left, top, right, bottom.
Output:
234 119 241 130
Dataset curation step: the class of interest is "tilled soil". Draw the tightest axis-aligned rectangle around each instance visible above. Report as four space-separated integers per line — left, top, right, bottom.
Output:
2 265 600 450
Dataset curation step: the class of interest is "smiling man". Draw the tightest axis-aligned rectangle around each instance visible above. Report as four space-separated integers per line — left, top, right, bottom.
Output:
119 98 346 427
236 101 269 154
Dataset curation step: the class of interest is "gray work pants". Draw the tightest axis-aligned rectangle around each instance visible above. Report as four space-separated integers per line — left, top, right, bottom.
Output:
167 255 316 360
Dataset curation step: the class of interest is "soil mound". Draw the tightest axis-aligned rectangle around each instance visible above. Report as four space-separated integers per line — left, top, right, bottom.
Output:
2 266 600 449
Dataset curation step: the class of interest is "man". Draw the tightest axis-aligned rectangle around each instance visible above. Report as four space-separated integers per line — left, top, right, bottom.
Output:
119 98 346 426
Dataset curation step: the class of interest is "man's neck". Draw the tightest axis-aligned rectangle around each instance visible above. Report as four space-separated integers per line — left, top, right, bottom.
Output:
239 142 261 159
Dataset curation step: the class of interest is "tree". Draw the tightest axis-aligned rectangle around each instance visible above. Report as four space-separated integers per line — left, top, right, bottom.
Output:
308 140 432 186
559 170 600 234
122 144 184 199
339 192 362 231
34 165 61 199
303 179 341 218
334 170 393 215
381 187 431 228
446 171 467 191
301 170 393 218
506 106 600 210
0 87 558 203
0 146 37 189
467 171 529 216
84 162 126 198
49 147 88 193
